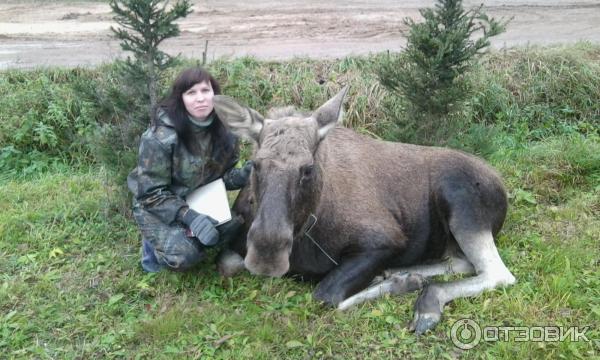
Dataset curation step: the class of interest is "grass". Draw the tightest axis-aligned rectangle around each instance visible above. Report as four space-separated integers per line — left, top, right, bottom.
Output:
1 44 599 358
1 145 597 358
469 43 600 140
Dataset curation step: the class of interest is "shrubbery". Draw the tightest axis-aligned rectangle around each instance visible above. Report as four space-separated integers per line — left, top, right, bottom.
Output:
376 0 506 144
0 68 98 177
469 44 600 139
1 44 598 182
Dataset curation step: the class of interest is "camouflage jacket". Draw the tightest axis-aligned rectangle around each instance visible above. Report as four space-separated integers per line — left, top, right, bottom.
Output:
127 110 239 225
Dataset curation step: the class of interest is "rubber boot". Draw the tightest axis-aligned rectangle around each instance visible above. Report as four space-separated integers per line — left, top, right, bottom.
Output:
141 239 164 273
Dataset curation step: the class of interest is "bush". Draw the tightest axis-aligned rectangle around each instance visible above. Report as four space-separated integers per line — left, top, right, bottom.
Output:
0 68 98 176
447 123 501 158
469 44 600 140
1 43 599 182
75 63 152 183
377 0 505 144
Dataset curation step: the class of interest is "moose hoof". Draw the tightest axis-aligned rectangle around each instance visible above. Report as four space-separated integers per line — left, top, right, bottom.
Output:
409 285 444 335
410 312 442 335
313 286 344 307
313 292 342 307
389 272 427 294
216 249 245 277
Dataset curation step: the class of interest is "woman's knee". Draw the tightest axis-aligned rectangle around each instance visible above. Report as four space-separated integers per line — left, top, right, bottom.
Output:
156 234 205 272
134 206 205 272
158 249 204 271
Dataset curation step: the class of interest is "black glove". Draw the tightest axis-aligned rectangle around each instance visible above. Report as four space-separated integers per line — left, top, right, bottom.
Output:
182 209 219 246
223 160 254 190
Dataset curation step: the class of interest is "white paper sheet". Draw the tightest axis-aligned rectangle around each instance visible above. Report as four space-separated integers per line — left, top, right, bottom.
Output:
185 178 232 225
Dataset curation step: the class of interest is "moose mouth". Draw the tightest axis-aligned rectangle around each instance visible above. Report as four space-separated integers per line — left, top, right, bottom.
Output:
244 244 291 277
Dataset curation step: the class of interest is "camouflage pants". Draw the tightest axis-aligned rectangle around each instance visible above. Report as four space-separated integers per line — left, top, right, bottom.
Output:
132 203 204 272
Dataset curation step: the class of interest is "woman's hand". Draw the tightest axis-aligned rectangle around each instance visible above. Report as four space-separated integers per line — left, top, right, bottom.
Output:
183 209 219 246
223 160 254 190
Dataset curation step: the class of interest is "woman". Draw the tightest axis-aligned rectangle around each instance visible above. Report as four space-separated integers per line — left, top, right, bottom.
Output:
127 67 251 272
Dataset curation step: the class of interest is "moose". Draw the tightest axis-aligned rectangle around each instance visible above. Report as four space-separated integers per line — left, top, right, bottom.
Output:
213 87 516 334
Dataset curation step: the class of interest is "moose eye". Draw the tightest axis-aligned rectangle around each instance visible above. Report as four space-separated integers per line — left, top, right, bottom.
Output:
300 164 314 178
253 161 261 172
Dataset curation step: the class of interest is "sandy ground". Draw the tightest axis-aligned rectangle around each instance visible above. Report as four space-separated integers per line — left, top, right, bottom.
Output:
0 0 599 69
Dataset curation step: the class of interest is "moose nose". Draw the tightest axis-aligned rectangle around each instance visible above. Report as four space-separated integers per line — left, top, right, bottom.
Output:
244 243 291 278
244 220 293 277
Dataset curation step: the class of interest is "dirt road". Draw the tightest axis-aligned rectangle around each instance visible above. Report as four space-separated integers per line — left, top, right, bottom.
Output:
1 0 599 69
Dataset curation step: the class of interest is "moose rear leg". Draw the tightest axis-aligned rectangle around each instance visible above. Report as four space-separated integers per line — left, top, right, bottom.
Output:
384 243 475 279
337 272 426 310
339 247 473 310
314 250 393 306
411 229 515 334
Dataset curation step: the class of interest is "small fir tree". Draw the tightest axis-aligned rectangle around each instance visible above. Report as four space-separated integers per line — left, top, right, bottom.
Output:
378 0 506 141
110 0 192 121
81 0 192 196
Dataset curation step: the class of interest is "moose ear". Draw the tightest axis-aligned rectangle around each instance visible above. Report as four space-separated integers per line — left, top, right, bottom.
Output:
213 95 264 142
312 85 349 139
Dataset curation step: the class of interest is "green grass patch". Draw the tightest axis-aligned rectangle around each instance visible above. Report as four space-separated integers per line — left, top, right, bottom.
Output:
469 42 600 139
1 119 598 360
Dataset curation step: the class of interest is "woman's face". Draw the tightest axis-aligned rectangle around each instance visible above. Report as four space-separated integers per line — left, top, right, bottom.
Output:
182 80 214 120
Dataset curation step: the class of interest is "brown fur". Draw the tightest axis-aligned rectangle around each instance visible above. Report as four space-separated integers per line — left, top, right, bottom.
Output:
214 88 512 333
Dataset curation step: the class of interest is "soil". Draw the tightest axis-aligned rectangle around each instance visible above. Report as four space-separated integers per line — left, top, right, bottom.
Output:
1 0 599 69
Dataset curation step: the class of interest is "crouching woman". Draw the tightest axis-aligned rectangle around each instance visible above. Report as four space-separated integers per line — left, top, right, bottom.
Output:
127 67 251 272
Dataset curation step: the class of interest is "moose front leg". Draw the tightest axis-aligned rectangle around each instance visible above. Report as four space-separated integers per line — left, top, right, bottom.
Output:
313 250 393 306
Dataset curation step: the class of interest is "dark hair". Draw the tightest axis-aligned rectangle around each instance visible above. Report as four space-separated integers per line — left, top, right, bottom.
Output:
156 67 237 167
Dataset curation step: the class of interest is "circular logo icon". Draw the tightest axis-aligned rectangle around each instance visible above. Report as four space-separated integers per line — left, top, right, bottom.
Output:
450 319 481 350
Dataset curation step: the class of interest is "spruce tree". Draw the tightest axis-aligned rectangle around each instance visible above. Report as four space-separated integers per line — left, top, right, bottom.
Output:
109 0 192 121
378 0 506 141
81 0 192 191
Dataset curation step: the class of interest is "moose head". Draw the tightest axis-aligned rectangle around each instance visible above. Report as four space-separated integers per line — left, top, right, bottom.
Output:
214 87 348 276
